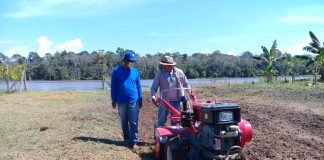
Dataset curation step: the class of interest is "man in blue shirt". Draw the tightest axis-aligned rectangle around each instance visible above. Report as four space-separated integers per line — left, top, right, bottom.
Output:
111 50 142 149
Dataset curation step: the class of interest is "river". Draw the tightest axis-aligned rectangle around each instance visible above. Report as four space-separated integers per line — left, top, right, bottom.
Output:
0 76 312 91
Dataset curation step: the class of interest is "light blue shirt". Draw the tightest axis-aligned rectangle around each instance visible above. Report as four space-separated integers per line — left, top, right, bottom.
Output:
150 67 190 102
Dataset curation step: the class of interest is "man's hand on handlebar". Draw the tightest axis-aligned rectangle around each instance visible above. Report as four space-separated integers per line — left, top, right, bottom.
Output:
151 96 159 106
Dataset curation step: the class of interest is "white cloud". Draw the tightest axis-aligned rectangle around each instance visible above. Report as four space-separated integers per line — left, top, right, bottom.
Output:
166 48 173 53
55 39 83 53
4 45 29 57
37 36 54 55
3 36 84 57
36 36 84 56
278 38 311 56
3 0 155 18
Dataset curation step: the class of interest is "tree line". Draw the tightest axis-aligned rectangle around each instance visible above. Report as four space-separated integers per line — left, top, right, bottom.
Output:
0 31 323 82
0 49 305 80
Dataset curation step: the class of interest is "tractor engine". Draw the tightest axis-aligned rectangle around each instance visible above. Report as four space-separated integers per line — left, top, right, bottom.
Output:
197 103 243 159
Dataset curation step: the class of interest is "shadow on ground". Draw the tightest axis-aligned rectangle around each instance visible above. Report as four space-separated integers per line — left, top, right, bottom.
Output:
73 136 127 147
138 152 155 160
73 136 155 159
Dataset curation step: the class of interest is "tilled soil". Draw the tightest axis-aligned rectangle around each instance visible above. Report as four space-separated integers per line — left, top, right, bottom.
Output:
137 86 324 160
239 101 324 160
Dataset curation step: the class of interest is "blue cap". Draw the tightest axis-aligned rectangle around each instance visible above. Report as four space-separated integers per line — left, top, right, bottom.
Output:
124 51 137 62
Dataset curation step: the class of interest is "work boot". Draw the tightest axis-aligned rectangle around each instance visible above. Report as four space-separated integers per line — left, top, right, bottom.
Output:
130 143 141 151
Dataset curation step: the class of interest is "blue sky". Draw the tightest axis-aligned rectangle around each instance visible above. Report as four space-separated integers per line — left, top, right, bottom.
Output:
1 0 324 57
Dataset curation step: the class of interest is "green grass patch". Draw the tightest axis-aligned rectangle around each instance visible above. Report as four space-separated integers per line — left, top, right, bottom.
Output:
0 91 5 96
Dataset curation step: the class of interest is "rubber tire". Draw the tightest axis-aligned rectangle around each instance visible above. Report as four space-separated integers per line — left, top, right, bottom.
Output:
164 137 185 160
155 136 166 160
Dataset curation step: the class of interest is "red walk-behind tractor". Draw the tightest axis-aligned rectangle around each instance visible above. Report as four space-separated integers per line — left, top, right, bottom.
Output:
154 88 253 160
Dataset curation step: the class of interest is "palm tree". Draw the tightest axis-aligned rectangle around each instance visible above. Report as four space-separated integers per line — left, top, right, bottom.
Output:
253 40 285 83
303 31 324 81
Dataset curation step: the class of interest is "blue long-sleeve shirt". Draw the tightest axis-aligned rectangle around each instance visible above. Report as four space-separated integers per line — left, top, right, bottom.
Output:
111 66 142 105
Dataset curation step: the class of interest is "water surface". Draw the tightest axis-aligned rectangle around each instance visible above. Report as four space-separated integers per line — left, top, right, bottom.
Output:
0 76 311 91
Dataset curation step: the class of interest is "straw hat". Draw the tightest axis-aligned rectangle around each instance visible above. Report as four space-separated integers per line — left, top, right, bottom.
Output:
159 56 176 65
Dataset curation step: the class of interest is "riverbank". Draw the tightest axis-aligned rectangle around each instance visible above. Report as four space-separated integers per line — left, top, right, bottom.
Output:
0 75 313 91
0 82 323 159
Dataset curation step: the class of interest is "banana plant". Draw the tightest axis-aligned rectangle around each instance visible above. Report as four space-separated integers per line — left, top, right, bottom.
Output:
285 52 297 84
253 40 286 83
303 31 324 81
295 55 319 85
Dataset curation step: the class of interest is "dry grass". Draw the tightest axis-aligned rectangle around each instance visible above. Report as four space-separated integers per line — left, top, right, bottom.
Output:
1 83 323 160
0 90 142 160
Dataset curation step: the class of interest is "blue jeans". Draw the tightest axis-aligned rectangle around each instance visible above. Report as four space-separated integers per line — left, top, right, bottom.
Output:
156 101 181 127
117 103 139 145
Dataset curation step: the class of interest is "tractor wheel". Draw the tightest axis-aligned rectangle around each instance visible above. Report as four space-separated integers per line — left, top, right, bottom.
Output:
165 137 185 160
166 143 174 160
226 146 246 160
155 136 166 160
226 154 246 160
233 153 246 160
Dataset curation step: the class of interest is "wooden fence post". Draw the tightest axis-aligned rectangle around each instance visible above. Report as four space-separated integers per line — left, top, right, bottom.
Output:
102 76 105 90
19 66 27 92
23 66 27 91
102 75 111 90
5 65 10 93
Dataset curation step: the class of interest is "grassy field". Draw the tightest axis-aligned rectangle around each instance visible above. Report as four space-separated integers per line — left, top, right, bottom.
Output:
0 82 323 160
0 90 143 160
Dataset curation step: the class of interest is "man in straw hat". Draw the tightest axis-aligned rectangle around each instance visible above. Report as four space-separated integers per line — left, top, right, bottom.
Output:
150 55 191 127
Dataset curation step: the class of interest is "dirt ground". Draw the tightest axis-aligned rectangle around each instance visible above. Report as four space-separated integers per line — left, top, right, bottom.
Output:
0 84 323 160
137 84 324 160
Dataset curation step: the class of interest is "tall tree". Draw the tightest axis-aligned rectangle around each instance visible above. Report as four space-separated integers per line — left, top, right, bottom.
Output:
303 31 324 81
28 52 41 63
0 52 8 64
253 40 285 83
116 47 125 65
